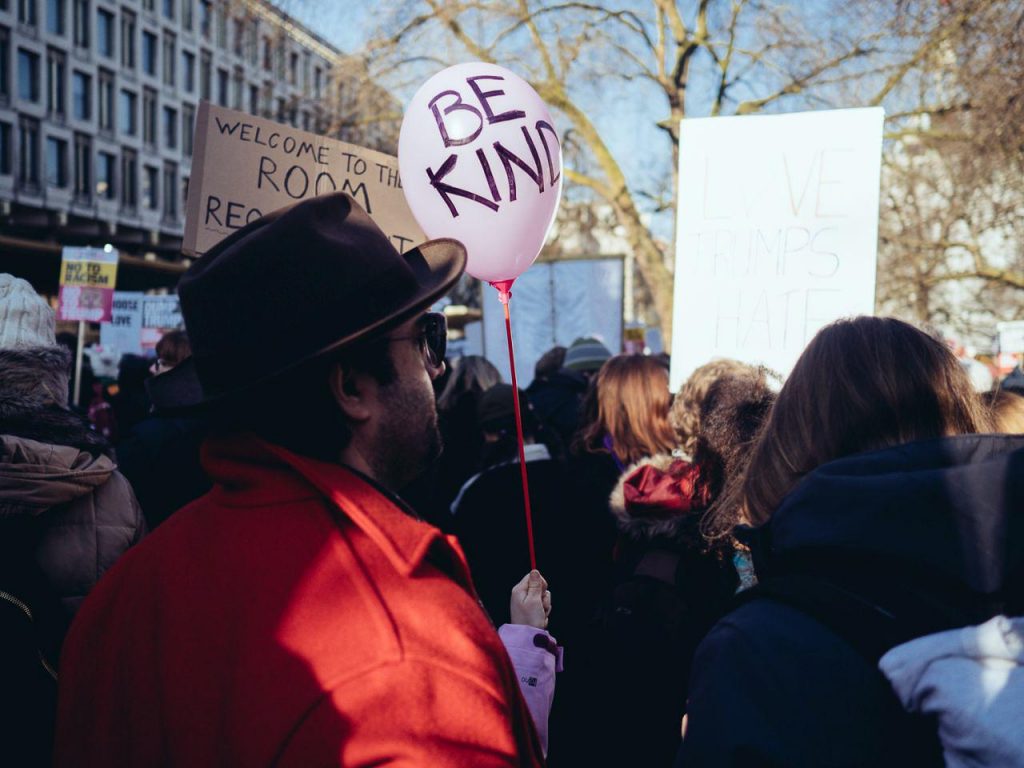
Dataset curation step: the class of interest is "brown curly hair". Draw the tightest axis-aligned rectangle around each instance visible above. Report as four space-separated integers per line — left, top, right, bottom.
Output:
670 359 761 455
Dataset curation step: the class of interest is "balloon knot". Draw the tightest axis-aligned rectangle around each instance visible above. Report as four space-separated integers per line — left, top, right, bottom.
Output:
490 279 515 305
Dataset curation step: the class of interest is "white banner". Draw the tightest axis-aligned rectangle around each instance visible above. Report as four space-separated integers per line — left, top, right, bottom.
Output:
481 258 623 387
669 107 883 390
99 291 145 357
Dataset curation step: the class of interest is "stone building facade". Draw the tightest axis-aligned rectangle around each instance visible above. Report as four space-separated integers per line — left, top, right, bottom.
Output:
0 0 381 290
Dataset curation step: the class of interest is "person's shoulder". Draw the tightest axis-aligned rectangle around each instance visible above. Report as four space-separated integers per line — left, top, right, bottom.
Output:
705 593 872 659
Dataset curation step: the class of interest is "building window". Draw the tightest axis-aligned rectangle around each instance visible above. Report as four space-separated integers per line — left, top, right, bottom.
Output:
162 104 176 148
72 69 89 119
0 27 10 103
97 8 114 57
231 66 241 109
181 174 188 212
215 66 226 106
0 121 11 176
162 160 176 219
18 117 40 188
96 149 114 198
261 80 271 116
247 82 257 115
73 131 90 200
231 17 242 57
143 163 157 209
46 0 65 36
18 0 38 27
198 0 210 39
120 148 136 209
182 49 194 92
313 66 322 99
141 0 154 12
162 0 173 20
181 0 193 31
215 3 226 48
18 48 40 102
120 10 135 69
142 30 156 76
301 109 310 132
97 67 113 131
275 96 284 123
182 102 193 156
119 88 136 135
261 35 271 71
247 18 257 66
45 135 67 187
72 0 88 48
199 48 210 100
46 47 66 118
288 51 297 86
142 86 156 146
162 31 175 86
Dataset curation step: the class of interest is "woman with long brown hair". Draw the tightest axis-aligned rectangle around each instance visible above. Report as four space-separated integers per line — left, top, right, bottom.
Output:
575 354 677 468
677 317 1023 767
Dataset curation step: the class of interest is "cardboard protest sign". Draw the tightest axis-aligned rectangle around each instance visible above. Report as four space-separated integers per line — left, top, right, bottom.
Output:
58 247 119 323
669 107 883 390
184 102 425 256
100 291 145 356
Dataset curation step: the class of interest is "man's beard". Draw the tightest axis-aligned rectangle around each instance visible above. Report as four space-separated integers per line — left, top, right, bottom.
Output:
370 375 442 491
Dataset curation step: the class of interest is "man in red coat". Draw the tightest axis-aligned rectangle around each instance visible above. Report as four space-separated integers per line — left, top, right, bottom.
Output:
54 194 546 767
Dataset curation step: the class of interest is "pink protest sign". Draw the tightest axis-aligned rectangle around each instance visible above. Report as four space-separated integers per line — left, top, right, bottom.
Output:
58 247 119 323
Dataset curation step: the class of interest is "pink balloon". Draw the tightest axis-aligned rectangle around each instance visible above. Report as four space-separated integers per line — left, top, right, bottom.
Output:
399 63 563 285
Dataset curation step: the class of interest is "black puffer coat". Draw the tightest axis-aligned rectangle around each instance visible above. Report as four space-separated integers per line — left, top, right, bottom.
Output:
677 434 1024 768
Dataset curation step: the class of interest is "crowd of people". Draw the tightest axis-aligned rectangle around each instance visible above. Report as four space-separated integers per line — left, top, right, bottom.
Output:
1 191 1022 767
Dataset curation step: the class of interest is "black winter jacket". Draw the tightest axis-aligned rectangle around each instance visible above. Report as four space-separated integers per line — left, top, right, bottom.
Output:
677 434 1024 768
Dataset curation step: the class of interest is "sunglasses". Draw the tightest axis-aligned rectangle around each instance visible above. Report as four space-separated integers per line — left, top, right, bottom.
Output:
386 312 447 368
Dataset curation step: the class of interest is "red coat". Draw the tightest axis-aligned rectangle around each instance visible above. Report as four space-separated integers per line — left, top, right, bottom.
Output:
55 435 545 767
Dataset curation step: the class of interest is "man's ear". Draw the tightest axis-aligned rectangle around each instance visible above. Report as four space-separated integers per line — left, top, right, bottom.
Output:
328 362 374 423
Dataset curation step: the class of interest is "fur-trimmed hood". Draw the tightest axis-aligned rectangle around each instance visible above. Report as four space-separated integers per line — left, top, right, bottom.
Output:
0 346 71 415
609 452 711 541
0 345 110 457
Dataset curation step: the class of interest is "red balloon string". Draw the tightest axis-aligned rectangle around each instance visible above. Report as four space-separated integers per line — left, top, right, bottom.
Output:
494 281 538 571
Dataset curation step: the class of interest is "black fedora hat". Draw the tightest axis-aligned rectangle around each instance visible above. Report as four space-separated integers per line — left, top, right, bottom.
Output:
148 193 465 411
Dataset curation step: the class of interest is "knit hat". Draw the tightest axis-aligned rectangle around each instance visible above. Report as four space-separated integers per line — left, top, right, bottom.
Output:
564 336 612 372
0 274 57 350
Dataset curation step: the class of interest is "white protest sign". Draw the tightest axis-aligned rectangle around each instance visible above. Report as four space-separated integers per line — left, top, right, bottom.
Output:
99 291 145 357
140 295 184 351
669 107 883 391
184 102 425 256
997 321 1024 355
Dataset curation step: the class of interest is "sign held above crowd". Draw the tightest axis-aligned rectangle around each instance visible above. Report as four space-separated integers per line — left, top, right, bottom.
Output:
183 102 425 256
58 246 119 323
669 107 884 390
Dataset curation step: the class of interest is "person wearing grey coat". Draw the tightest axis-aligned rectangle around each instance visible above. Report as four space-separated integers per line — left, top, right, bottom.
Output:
0 274 145 766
